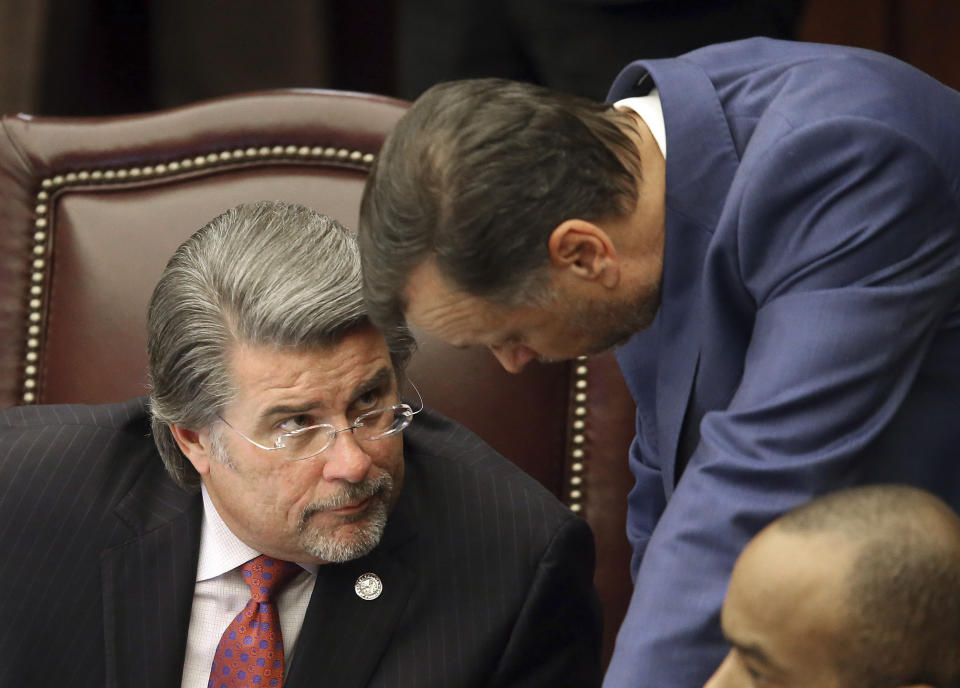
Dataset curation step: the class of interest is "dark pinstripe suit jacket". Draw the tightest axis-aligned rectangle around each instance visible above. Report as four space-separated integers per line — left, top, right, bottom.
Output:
0 398 601 688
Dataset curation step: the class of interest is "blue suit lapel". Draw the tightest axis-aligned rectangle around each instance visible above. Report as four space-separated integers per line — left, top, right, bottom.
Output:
610 57 741 493
655 213 708 493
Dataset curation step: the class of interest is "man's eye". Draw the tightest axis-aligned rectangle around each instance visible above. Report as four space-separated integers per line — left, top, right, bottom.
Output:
279 414 314 432
355 390 381 411
744 665 773 687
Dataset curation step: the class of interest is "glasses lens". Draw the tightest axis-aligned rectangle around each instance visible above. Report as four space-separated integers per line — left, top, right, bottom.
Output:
275 405 414 461
356 405 412 441
281 426 333 461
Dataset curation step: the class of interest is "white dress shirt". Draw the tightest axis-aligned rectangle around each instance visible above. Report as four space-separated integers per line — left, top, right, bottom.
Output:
615 88 667 159
179 485 318 688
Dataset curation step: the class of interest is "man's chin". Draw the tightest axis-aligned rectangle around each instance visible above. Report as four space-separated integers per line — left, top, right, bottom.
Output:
568 286 661 357
568 330 638 360
298 495 389 563
535 332 633 363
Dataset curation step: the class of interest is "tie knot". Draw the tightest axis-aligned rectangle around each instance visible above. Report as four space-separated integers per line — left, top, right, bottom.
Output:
240 554 301 602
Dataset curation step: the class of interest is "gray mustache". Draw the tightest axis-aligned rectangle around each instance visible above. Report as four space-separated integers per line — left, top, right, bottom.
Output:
299 473 393 522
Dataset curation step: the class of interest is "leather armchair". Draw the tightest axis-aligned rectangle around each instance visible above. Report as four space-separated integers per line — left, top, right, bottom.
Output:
0 89 634 666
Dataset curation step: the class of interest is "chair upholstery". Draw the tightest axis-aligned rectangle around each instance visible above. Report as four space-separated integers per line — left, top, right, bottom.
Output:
0 89 634 666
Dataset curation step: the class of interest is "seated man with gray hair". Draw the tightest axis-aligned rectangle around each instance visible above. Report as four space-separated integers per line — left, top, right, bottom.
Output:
0 201 602 688
706 484 960 688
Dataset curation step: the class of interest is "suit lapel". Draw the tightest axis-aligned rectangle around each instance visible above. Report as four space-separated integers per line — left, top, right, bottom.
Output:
656 212 708 495
101 465 201 688
613 58 742 495
286 495 418 688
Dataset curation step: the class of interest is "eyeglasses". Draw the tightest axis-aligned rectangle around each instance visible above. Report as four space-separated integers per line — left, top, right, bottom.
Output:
218 384 423 463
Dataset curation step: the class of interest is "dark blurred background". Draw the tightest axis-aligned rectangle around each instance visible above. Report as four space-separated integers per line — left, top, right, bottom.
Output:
1 0 958 117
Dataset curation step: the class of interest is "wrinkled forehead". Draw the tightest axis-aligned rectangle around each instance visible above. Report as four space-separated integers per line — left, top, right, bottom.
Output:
225 328 397 403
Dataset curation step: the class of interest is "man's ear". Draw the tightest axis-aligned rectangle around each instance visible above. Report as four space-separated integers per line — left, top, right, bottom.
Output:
169 423 213 476
547 219 620 288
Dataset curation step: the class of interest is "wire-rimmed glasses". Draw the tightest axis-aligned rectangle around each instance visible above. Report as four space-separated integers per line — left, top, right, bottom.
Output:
218 383 423 462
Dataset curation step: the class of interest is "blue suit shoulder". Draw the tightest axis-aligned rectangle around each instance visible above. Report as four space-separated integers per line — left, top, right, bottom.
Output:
683 38 960 125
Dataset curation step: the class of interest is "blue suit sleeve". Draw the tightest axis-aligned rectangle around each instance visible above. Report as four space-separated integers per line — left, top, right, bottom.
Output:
604 120 960 687
624 413 667 580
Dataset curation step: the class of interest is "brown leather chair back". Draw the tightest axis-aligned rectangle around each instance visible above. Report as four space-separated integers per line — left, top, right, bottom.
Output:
0 89 634 665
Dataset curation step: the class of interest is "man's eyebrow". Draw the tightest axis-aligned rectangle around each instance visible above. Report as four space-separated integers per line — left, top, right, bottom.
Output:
259 399 324 421
258 368 394 421
349 367 394 400
726 637 778 669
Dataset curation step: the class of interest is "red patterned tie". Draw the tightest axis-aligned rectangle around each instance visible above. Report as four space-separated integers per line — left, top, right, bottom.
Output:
208 555 302 688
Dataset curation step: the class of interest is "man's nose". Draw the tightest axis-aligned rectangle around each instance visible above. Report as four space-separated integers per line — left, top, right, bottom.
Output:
488 343 536 373
702 651 737 688
320 430 373 483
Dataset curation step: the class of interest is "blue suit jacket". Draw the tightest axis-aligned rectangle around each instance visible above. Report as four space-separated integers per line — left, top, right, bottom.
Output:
604 39 960 687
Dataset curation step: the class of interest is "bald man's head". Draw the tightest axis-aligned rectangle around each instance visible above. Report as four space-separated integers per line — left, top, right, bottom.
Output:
706 485 960 688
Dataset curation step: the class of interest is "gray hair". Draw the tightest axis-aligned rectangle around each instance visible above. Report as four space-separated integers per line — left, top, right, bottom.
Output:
147 200 415 491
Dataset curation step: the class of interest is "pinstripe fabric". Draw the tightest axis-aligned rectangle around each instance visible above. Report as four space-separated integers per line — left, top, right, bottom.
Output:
1 398 601 688
0 398 200 688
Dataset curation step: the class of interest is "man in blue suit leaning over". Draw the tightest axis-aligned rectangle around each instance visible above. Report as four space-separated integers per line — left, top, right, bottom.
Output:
358 38 960 686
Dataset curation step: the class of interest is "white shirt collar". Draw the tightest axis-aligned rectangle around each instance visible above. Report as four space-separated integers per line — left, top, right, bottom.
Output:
615 88 667 159
196 484 261 582
196 483 318 582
